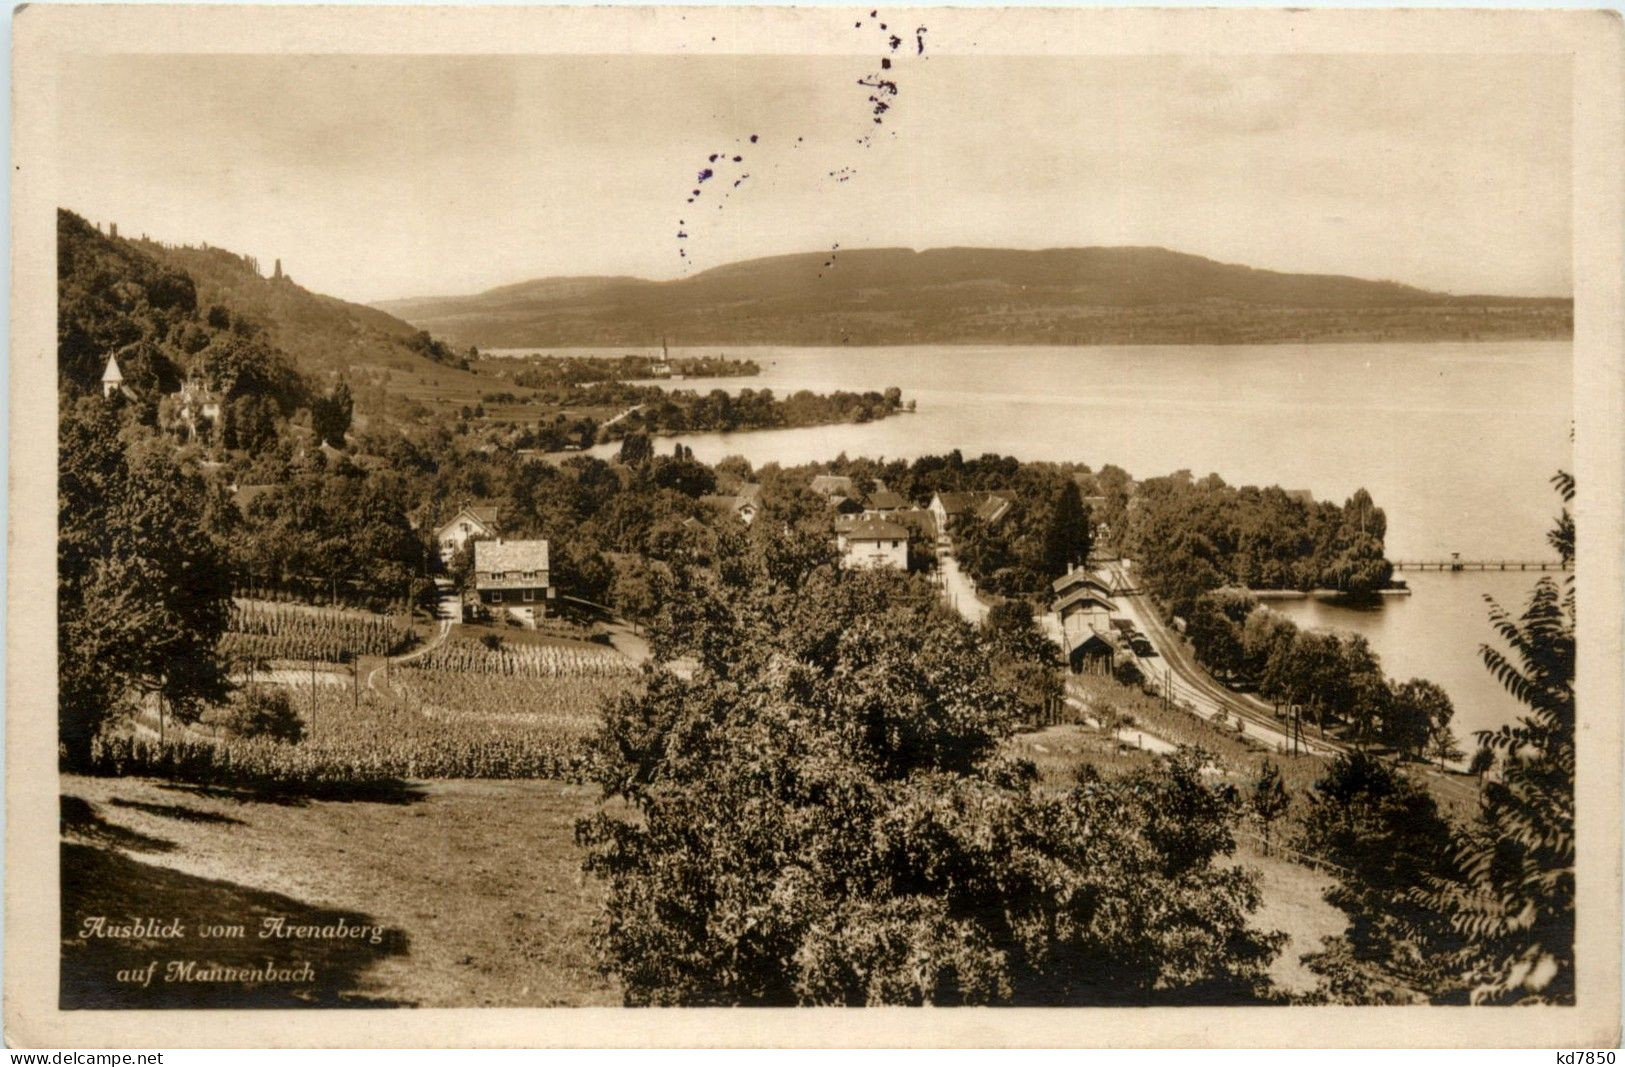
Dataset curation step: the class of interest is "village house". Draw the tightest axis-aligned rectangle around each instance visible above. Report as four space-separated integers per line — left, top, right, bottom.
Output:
175 377 222 439
835 515 910 570
864 489 906 512
435 502 504 564
929 489 1016 532
1065 629 1118 675
1052 567 1121 674
472 538 553 626
699 482 762 526
809 474 856 506
885 507 939 545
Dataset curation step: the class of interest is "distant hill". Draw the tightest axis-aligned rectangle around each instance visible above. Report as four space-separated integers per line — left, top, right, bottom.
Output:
133 239 479 381
376 246 1572 348
58 209 493 423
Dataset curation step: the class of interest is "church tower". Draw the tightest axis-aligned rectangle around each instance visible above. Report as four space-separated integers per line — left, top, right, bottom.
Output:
101 354 124 398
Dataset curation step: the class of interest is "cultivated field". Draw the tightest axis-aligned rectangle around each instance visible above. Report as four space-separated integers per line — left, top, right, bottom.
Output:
219 599 417 664
97 629 639 786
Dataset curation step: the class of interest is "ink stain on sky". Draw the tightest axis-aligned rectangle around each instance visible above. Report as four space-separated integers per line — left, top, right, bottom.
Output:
673 12 929 272
674 134 762 265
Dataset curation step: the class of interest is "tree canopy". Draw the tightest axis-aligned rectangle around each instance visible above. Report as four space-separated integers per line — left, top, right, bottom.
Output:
577 542 1284 1005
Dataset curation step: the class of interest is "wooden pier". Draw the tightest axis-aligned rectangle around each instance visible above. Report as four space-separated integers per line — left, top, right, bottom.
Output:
1392 554 1570 573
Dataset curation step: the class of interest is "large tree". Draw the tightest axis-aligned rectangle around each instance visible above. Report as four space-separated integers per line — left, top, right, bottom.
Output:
1424 470 1575 1004
59 395 233 766
1298 751 1465 1001
578 549 1283 1005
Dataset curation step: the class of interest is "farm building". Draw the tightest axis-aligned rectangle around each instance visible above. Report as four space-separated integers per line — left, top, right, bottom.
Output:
473 538 553 626
886 507 939 545
1054 587 1116 629
436 502 504 564
864 489 906 512
1052 567 1117 601
836 515 910 570
1066 629 1118 675
699 484 761 526
929 490 1017 531
809 474 856 505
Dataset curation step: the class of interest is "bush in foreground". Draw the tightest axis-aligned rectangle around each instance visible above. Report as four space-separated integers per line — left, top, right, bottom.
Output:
577 558 1284 1005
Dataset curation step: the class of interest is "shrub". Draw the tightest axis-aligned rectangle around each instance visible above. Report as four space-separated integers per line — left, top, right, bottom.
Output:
222 685 304 743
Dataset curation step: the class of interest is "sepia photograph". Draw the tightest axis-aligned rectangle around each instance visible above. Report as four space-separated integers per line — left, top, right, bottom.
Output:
7 3 1622 1049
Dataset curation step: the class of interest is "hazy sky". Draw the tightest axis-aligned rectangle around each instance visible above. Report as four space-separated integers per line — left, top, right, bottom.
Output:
56 51 1572 304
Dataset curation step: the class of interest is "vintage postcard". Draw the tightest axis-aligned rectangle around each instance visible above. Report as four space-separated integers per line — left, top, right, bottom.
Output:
7 3 1622 1048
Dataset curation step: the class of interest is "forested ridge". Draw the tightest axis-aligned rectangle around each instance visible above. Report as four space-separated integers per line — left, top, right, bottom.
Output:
379 245 1573 348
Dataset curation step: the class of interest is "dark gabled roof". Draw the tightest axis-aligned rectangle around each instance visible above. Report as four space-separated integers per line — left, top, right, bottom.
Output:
887 508 938 540
810 474 855 496
436 500 506 535
935 489 1017 520
976 495 1013 524
833 496 866 515
932 490 982 515
1066 629 1117 654
1052 569 1116 596
1054 587 1115 615
1053 569 1115 595
700 493 756 518
865 490 906 511
838 516 909 541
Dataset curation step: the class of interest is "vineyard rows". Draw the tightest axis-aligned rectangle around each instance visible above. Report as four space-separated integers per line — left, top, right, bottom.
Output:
219 599 415 663
413 635 634 679
396 669 619 733
99 687 591 783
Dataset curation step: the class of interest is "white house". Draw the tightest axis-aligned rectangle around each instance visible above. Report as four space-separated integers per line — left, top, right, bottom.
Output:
836 515 910 570
435 503 503 564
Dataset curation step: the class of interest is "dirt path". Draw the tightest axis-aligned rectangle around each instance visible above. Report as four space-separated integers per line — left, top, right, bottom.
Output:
366 618 453 695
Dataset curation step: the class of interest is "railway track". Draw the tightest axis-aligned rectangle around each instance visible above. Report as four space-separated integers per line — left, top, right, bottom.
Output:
1101 562 1478 805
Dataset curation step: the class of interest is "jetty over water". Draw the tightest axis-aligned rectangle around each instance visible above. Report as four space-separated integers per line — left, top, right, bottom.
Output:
1392 554 1570 573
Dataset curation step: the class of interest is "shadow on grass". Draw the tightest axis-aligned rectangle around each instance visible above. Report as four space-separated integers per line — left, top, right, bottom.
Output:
154 778 429 808
61 796 175 854
108 799 246 826
61 842 413 1008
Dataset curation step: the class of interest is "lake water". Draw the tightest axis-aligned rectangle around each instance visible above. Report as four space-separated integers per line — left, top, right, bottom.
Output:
506 342 1572 737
